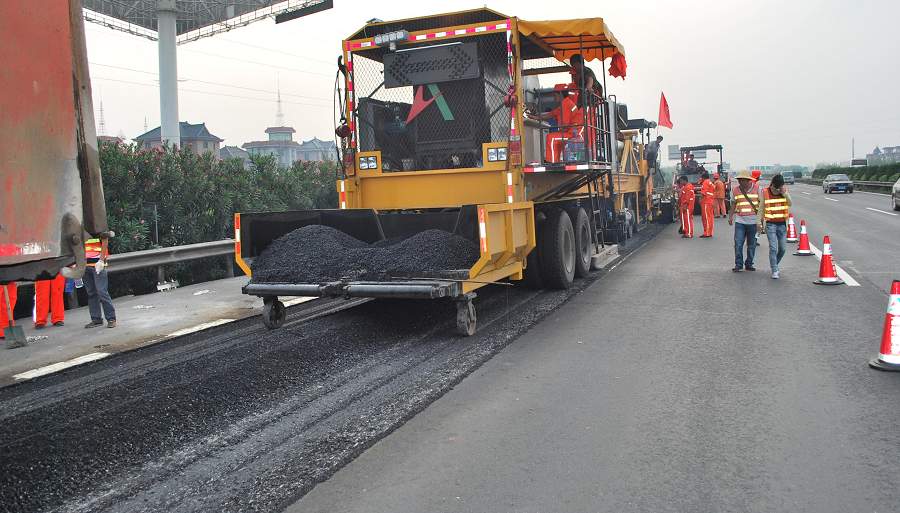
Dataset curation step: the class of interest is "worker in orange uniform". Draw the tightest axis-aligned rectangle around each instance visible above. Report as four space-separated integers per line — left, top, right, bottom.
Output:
0 282 17 338
713 173 727 218
677 175 695 238
530 84 585 163
34 273 66 328
699 171 716 238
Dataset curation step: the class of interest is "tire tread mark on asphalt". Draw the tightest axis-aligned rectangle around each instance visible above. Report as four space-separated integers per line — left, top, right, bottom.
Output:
66 289 544 513
0 225 664 513
0 297 368 422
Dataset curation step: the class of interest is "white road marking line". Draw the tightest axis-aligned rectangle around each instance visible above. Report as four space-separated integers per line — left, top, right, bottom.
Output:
855 190 890 197
14 352 111 381
824 197 839 202
866 207 898 216
808 243 860 287
801 191 811 195
166 318 235 338
283 297 315 307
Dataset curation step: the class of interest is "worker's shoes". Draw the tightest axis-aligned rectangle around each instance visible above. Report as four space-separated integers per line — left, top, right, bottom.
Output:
699 235 711 238
53 321 64 327
745 265 756 271
107 320 117 329
34 324 45 330
84 320 104 329
771 271 780 279
732 266 743 272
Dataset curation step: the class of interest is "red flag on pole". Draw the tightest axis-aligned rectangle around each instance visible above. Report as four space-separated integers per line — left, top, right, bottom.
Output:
658 92 673 129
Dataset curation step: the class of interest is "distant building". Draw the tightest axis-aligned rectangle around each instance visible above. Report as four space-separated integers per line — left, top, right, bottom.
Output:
298 137 337 162
243 128 337 166
134 122 223 154
867 146 900 165
243 126 302 167
220 145 251 169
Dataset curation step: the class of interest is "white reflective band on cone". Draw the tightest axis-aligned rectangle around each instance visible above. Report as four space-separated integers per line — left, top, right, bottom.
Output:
235 229 240 242
823 244 832 254
887 296 900 316
879 351 900 365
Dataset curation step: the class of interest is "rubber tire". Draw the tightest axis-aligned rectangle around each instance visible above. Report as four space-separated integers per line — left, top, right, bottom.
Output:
455 299 476 336
893 197 900 211
572 208 592 278
849 188 853 193
539 208 576 289
262 299 286 330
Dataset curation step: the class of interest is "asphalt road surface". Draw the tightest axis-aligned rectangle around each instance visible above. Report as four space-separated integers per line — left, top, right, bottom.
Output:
0 226 660 513
787 183 899 293
294 215 899 513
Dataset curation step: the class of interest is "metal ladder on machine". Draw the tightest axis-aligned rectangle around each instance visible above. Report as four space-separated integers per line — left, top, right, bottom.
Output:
586 173 614 270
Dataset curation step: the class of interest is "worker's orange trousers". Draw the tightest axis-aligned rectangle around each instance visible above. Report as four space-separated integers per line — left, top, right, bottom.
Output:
680 207 694 238
713 198 726 217
1 283 18 334
701 201 715 237
34 274 65 326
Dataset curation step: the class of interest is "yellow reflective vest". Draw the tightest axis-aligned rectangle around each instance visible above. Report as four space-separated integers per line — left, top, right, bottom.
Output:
762 188 789 222
85 238 108 266
733 183 759 216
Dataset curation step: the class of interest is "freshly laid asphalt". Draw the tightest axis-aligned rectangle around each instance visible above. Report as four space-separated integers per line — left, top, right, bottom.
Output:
294 215 899 513
0 226 660 513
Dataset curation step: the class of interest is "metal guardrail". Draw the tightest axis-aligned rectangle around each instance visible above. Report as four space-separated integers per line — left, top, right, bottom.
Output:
799 179 895 191
852 180 895 189
107 239 234 273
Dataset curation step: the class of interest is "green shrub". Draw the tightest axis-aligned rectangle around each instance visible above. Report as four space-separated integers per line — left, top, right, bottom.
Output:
98 142 340 296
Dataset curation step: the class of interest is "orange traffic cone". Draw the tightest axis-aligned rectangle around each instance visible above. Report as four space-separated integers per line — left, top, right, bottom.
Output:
786 214 799 243
870 280 900 371
793 220 813 256
814 235 843 285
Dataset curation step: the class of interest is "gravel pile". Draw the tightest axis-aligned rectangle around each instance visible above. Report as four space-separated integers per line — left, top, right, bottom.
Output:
251 225 480 283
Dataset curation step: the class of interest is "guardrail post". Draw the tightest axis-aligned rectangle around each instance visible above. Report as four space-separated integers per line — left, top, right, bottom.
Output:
224 256 235 278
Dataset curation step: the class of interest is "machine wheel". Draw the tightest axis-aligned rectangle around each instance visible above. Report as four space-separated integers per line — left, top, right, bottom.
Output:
539 208 576 289
572 208 592 278
262 298 286 329
455 294 477 336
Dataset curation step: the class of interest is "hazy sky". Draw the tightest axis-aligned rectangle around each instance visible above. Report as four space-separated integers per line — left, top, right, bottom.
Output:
85 0 900 169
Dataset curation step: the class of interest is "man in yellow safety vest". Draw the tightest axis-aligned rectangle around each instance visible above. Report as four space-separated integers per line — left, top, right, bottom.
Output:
83 236 116 328
758 174 792 279
728 170 760 272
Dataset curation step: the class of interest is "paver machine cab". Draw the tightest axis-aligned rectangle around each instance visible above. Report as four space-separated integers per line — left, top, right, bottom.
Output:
675 144 728 214
237 8 650 335
0 0 107 284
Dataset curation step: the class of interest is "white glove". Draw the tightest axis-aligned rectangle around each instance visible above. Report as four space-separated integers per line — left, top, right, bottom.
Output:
94 260 105 273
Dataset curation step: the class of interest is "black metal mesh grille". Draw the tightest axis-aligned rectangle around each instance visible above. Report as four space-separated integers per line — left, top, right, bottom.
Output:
352 33 511 172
